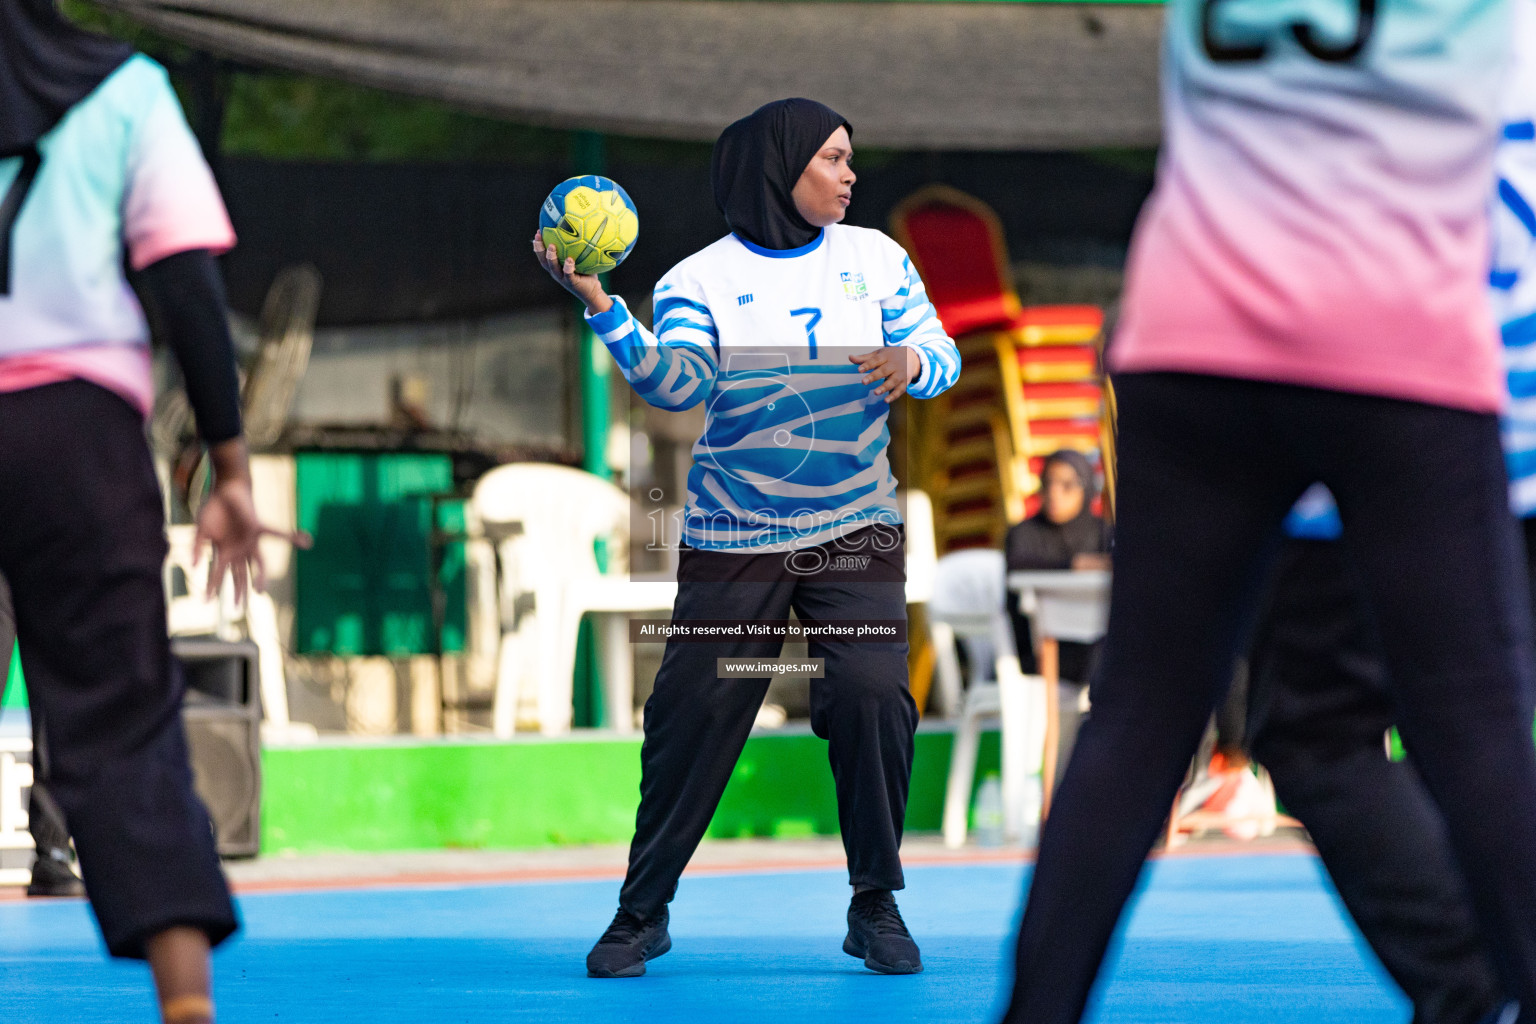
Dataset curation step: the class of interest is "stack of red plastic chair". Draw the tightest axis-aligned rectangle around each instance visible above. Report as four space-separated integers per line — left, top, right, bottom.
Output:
996 306 1106 519
889 185 1113 552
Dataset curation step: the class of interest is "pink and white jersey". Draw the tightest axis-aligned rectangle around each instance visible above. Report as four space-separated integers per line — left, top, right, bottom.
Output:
1112 0 1512 412
0 54 235 416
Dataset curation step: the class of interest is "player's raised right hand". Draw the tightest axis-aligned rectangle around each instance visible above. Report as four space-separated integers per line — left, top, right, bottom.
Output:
533 232 613 316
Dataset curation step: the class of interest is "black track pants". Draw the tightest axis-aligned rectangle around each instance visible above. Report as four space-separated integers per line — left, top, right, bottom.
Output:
619 525 917 919
1005 373 1536 1024
0 381 237 958
1247 539 1502 1024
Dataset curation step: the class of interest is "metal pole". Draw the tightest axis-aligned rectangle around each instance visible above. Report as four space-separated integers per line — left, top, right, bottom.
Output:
573 131 612 487
571 130 611 727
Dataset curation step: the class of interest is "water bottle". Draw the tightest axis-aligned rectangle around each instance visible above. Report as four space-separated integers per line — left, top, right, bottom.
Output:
974 772 1005 848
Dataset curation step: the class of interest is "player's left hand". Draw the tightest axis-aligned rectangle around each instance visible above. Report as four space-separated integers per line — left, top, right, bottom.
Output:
850 347 922 404
195 438 313 605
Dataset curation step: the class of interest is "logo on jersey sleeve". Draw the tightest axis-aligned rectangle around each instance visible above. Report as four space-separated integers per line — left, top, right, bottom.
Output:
840 271 868 301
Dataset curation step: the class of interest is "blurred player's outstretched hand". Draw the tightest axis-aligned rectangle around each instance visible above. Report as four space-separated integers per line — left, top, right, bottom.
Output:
194 437 313 604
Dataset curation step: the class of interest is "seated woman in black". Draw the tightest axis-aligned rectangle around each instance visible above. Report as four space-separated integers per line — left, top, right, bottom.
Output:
1003 449 1110 784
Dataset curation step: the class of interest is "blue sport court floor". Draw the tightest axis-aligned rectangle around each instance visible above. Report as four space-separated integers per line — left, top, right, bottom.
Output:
1 850 1411 1023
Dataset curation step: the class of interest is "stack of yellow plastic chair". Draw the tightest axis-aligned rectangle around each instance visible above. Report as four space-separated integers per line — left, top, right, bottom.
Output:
993 305 1110 521
889 185 1115 553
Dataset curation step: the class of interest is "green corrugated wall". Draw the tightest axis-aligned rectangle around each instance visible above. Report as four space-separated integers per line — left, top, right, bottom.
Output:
259 727 1002 854
294 452 466 657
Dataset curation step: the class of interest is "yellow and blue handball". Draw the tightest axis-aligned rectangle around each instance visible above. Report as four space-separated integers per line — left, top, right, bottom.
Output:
539 175 639 276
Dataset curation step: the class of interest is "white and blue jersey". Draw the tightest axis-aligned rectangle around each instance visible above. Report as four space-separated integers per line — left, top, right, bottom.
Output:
1493 0 1536 515
586 224 960 552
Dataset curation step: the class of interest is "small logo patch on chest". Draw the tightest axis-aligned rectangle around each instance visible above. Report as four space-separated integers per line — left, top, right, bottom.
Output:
840 272 868 301
737 293 754 306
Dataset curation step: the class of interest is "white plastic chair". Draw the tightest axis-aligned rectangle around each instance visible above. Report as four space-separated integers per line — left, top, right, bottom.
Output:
931 549 1047 848
163 525 301 739
902 489 937 607
472 463 673 737
554 576 677 734
460 506 504 695
165 525 235 640
0 736 33 886
899 488 952 716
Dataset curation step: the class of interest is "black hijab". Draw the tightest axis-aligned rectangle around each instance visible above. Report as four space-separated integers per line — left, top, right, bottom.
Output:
1005 449 1107 571
711 98 851 251
1039 449 1098 512
0 0 131 154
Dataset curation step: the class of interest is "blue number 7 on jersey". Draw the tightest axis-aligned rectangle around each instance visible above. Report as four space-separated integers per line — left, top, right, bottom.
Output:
790 307 822 359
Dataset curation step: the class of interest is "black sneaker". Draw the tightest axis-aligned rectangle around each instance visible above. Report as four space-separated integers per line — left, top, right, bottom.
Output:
844 889 922 974
586 906 671 978
26 853 84 899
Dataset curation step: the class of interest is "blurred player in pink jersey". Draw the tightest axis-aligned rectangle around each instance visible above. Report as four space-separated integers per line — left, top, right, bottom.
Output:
0 3 303 1022
1003 1 1536 1021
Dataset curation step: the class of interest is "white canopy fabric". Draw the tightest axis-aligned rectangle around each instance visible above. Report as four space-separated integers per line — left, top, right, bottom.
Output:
93 0 1165 150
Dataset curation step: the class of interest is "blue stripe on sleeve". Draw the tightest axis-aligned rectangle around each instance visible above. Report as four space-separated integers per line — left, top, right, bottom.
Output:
1502 178 1536 238
586 303 631 336
591 294 718 411
1505 310 1536 348
654 296 712 322
886 314 935 345
880 258 959 400
1506 446 1536 481
656 315 719 341
1509 368 1536 401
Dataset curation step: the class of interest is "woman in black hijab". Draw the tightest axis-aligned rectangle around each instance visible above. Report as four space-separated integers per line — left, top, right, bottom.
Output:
537 98 961 982
1005 449 1111 580
710 97 850 251
0 10 120 912
1005 450 1112 788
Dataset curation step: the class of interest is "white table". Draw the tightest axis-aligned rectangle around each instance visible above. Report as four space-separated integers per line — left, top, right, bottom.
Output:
0 735 33 886
555 577 680 734
1006 570 1111 819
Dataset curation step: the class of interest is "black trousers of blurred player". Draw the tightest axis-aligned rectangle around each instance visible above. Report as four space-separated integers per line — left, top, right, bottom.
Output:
1005 373 1536 1024
0 382 236 958
1246 538 1503 1024
619 524 917 920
